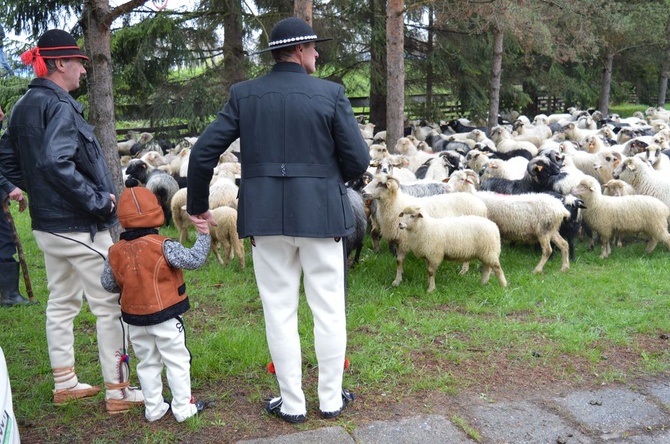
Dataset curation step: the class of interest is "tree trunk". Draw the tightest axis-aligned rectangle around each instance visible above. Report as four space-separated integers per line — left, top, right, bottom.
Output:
81 0 122 240
598 48 614 116
425 6 433 118
657 15 670 108
386 0 404 153
369 0 387 132
487 24 503 132
294 0 313 24
222 0 246 92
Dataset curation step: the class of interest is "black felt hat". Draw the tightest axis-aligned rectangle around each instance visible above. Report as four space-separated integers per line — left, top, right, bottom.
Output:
36 30 88 59
20 29 88 77
255 17 332 54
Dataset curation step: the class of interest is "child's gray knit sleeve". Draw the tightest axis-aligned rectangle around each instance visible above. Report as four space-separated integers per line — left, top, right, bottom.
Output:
100 259 121 293
163 233 211 269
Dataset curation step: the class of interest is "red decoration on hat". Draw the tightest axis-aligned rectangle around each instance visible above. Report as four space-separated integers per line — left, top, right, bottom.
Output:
20 47 47 77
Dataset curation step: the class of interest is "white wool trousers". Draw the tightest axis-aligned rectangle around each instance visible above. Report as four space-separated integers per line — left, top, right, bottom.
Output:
33 230 126 387
130 318 196 422
252 235 348 415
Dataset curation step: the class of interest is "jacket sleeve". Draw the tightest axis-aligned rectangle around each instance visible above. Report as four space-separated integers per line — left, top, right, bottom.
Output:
186 88 241 215
0 128 25 191
101 259 121 293
163 234 212 269
332 85 370 182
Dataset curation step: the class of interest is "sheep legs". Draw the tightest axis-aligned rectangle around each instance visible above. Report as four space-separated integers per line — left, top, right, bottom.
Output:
485 263 508 288
533 233 570 273
425 260 439 293
392 250 406 287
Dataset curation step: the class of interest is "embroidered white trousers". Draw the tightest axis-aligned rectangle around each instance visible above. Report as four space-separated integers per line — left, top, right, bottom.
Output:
130 318 196 422
252 236 348 415
34 230 126 388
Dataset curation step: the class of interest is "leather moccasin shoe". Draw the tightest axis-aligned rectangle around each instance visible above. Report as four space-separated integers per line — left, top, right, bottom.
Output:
53 383 101 405
265 397 306 424
320 389 355 419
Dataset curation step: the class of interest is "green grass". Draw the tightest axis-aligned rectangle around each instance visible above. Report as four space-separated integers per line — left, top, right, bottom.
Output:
2 206 670 442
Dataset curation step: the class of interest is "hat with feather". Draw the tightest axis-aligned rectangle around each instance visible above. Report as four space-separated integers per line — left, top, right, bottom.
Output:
20 29 88 77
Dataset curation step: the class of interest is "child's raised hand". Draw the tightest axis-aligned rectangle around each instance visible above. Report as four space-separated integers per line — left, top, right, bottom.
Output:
188 214 211 235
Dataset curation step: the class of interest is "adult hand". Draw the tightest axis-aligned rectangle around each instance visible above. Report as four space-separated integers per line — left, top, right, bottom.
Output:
8 187 27 212
188 213 213 234
109 193 116 213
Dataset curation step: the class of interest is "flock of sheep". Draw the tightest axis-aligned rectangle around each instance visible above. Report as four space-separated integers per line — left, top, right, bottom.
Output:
116 105 670 293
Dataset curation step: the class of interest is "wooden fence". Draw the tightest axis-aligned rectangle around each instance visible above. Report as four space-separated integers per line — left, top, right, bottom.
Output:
117 94 567 139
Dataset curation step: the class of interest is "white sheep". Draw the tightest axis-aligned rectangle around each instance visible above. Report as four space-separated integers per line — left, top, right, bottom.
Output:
394 137 434 172
178 147 191 178
446 170 571 273
489 126 538 156
560 122 598 143
397 206 507 292
170 188 191 243
117 131 153 156
209 206 245 270
613 156 670 216
635 144 670 171
593 149 626 184
362 173 488 287
170 181 239 243
480 157 528 181
571 176 670 259
602 179 635 197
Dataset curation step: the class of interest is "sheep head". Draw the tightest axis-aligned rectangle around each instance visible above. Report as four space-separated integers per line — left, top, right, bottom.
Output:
397 206 423 230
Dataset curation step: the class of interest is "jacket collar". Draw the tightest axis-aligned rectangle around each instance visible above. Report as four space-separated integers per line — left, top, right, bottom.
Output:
272 62 308 75
28 77 84 114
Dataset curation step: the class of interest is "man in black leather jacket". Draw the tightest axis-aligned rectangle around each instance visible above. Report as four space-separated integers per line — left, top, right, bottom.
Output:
0 29 144 413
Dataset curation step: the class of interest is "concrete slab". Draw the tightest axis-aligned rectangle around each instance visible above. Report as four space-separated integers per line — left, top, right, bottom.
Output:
468 400 592 444
352 415 470 444
645 379 670 408
606 429 670 443
553 387 666 439
236 426 355 444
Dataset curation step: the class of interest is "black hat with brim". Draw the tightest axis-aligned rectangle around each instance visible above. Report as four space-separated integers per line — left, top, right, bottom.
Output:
37 29 88 59
254 17 332 54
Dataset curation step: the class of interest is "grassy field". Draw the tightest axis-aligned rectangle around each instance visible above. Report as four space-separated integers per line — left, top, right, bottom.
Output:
1 200 670 443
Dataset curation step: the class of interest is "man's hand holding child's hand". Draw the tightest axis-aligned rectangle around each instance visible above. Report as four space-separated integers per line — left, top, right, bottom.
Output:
188 214 211 235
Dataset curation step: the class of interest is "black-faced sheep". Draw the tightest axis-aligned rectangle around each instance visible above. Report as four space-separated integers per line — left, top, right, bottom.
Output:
398 206 507 292
571 176 670 259
125 159 179 225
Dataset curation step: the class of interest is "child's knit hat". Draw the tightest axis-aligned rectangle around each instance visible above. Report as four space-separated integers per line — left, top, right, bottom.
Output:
117 179 165 229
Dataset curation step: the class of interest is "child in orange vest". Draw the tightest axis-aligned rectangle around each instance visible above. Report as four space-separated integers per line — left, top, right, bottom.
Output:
101 180 212 422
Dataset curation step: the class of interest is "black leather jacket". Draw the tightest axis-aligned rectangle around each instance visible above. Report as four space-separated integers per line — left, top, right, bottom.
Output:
0 78 118 237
